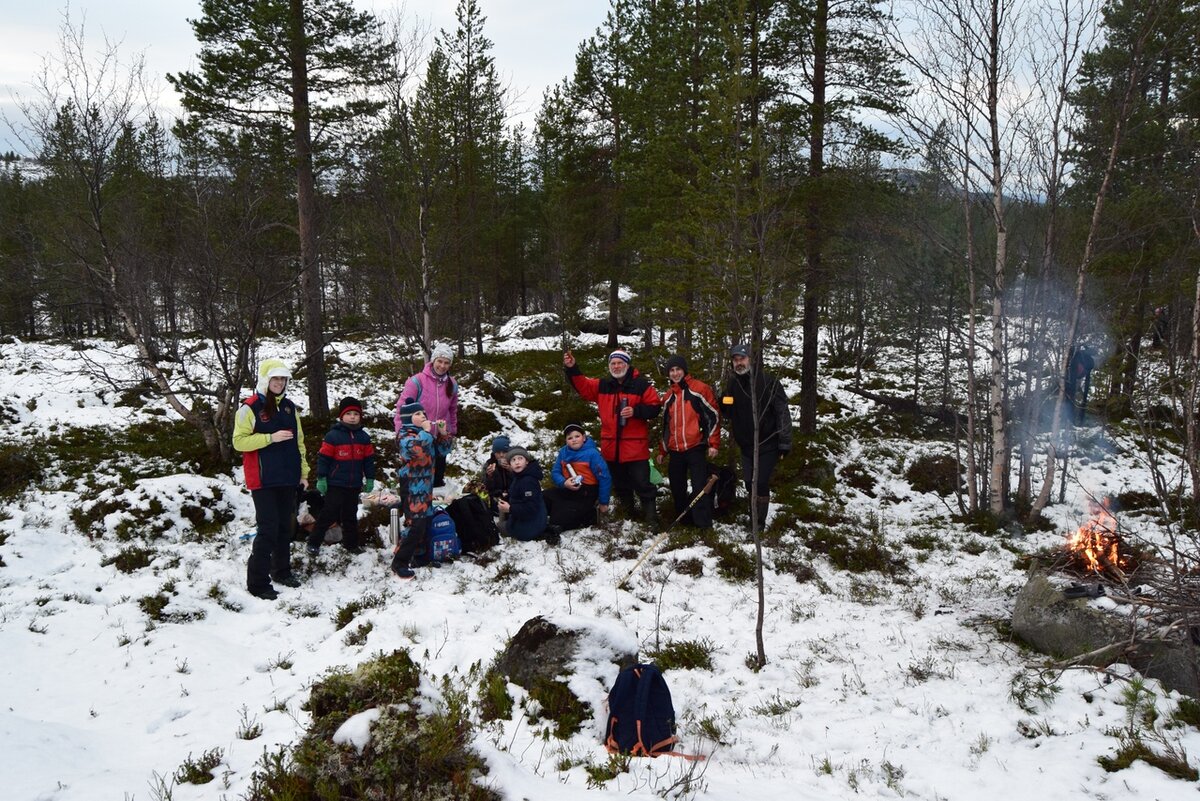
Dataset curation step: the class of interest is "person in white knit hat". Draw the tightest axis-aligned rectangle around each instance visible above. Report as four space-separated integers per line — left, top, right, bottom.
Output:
395 343 459 488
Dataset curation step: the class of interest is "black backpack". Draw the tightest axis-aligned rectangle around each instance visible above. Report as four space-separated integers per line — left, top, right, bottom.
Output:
709 464 737 518
604 664 679 757
447 494 500 553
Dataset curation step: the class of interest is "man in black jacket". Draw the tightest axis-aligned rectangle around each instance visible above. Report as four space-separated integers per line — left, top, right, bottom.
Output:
720 344 792 527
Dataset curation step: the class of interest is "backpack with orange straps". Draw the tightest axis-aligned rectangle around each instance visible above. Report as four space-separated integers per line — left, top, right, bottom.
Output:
604 663 698 758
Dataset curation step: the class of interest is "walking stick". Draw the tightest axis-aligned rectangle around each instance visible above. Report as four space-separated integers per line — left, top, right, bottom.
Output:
616 473 718 589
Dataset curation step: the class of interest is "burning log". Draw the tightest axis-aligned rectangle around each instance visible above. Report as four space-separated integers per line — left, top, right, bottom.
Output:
1061 497 1134 580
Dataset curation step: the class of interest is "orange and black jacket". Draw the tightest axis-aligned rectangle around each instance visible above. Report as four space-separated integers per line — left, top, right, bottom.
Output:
659 376 720 457
565 364 660 463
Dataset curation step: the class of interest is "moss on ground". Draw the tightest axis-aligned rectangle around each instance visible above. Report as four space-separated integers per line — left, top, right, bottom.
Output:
246 650 498 800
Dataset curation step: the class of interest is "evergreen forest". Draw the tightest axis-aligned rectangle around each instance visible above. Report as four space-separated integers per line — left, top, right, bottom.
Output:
1 0 1199 522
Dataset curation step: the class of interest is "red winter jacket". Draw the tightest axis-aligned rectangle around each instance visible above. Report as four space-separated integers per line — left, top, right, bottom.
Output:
659 376 720 457
565 364 660 463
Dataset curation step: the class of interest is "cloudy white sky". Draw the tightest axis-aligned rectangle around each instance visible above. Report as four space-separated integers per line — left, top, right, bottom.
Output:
0 0 609 154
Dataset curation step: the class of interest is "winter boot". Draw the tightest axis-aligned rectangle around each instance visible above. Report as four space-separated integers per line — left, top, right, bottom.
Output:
755 495 770 529
616 492 636 520
642 500 657 530
390 550 415 579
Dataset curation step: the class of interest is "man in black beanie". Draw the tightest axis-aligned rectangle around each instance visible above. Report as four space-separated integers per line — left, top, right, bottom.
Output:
657 355 720 529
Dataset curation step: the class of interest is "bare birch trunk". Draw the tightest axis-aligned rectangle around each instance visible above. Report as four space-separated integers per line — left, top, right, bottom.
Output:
985 0 1009 517
963 160 980 514
419 201 432 350
1030 16 1154 518
1186 211 1200 504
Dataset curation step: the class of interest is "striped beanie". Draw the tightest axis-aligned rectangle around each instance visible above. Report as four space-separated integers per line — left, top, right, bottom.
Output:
399 401 425 425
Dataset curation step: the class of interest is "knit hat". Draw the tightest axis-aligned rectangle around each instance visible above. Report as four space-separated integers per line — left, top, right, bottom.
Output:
562 423 586 438
338 397 362 419
256 358 291 394
399 400 425 425
608 349 632 365
506 446 532 462
665 355 688 375
491 435 511 453
729 344 750 358
431 344 454 364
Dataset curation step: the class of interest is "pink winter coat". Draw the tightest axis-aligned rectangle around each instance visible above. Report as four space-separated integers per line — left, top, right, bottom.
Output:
394 362 459 436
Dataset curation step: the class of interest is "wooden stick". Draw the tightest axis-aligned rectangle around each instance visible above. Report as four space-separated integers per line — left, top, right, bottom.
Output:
617 474 718 588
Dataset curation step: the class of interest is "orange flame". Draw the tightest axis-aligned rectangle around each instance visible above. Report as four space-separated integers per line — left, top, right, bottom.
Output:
1065 499 1122 574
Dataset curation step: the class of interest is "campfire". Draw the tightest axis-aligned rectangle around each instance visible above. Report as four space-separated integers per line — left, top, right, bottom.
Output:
1062 498 1134 579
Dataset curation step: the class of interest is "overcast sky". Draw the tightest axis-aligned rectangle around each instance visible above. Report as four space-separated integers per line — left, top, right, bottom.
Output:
0 0 609 154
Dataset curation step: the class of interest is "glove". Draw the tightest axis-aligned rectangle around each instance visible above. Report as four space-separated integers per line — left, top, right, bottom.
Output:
363 479 375 494
316 477 328 495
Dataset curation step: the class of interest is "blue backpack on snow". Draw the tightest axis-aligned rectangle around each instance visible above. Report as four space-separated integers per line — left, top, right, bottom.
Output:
604 663 691 758
429 507 461 561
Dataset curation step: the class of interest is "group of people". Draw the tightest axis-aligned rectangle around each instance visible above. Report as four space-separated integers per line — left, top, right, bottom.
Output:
233 341 792 599
563 344 792 532
480 423 613 544
233 348 460 597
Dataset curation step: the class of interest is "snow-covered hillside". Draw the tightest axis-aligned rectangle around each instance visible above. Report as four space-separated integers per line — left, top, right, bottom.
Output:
0 326 1196 801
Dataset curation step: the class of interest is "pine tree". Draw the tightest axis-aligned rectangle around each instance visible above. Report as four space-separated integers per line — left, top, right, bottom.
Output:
169 0 392 418
773 0 909 434
441 0 509 355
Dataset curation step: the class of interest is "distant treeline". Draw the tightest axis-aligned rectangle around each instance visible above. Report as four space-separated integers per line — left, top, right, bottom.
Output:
1 0 1197 512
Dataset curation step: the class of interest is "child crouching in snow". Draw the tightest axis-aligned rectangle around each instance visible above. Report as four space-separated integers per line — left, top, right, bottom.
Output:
390 401 448 579
496 446 555 544
545 423 611 533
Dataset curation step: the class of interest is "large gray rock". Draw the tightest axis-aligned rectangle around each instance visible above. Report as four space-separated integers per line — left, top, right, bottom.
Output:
493 616 637 692
1012 571 1200 698
498 313 560 340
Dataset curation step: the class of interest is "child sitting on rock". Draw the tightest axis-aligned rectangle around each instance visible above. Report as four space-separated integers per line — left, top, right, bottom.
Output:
545 423 611 533
481 434 513 515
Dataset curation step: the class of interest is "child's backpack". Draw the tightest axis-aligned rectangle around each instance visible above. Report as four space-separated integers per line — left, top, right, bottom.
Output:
708 464 737 518
447 494 500 553
604 664 680 757
429 507 461 561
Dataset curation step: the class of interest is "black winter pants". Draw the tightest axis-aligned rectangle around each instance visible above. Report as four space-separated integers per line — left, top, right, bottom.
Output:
608 459 655 509
434 453 448 489
545 484 599 531
668 445 712 528
307 485 360 549
390 515 431 570
247 485 297 591
740 447 781 498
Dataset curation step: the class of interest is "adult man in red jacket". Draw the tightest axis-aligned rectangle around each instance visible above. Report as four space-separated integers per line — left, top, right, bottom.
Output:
564 348 661 525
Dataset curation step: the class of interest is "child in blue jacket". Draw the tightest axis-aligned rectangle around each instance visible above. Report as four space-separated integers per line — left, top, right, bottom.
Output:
545 423 611 532
306 397 375 556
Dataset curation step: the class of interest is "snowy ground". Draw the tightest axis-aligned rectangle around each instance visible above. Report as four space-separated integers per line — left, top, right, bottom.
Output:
0 326 1196 801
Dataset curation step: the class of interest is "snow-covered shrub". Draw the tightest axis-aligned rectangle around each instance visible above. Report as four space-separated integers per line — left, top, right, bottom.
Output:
904 453 962 495
244 651 498 801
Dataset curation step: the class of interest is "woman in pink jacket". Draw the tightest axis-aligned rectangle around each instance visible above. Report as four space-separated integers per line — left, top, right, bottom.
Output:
395 344 459 488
